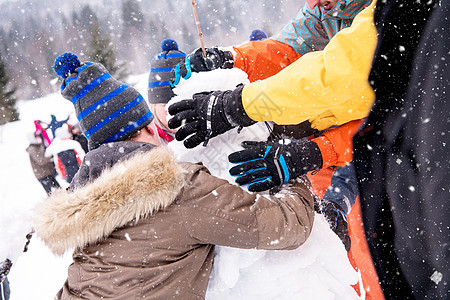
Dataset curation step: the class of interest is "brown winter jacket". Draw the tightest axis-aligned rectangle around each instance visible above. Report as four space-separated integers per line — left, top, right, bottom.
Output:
33 141 315 300
26 143 56 180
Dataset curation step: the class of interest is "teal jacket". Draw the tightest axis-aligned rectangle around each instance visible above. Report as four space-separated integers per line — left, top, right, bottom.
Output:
273 0 371 54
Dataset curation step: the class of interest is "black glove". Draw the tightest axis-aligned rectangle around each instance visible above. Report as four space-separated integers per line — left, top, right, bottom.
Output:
269 121 320 141
170 48 233 88
228 139 322 193
168 85 255 148
316 199 351 252
0 259 12 283
189 47 234 72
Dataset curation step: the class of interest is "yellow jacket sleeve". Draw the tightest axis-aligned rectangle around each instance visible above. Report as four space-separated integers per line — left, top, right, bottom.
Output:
241 0 377 130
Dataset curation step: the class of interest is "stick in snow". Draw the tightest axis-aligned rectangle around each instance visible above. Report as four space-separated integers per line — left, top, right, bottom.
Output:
191 0 207 58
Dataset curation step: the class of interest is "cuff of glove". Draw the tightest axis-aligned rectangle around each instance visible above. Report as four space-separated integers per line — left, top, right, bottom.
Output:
224 85 256 128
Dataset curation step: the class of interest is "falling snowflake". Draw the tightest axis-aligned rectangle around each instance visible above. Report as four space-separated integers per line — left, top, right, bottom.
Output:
430 270 443 284
270 239 280 246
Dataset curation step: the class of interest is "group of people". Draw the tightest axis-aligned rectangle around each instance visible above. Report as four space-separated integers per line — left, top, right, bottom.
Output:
26 115 88 195
12 0 447 299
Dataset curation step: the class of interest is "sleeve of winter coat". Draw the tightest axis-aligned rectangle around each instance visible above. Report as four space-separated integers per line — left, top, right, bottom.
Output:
241 0 377 131
232 39 302 83
312 119 363 168
272 3 329 55
178 164 315 250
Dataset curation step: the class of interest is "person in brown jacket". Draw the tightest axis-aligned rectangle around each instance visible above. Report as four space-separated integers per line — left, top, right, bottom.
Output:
26 132 60 195
32 53 315 300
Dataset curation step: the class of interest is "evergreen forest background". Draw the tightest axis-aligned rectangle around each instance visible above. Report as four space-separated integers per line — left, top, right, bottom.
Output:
0 0 299 124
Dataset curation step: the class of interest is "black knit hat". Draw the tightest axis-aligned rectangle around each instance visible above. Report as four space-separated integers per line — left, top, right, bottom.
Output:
148 39 186 104
53 52 154 151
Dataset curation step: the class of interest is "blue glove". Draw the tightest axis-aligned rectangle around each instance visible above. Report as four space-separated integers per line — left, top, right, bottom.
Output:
170 56 193 88
229 140 322 193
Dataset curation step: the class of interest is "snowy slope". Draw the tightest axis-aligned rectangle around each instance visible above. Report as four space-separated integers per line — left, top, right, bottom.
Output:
0 93 75 299
0 69 360 299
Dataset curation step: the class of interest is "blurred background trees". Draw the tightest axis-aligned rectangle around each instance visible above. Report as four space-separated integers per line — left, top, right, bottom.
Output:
0 52 18 124
0 0 299 120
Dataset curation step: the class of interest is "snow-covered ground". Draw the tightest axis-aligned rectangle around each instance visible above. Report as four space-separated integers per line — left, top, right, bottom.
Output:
0 68 361 299
0 93 75 299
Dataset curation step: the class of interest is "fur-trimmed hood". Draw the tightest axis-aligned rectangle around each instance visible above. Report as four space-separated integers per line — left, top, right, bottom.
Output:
33 146 186 256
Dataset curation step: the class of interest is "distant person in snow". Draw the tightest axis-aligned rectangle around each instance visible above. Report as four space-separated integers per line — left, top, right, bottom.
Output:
45 124 85 184
147 39 186 143
249 29 267 41
68 123 88 153
32 52 315 300
47 114 70 140
26 132 60 195
33 119 51 147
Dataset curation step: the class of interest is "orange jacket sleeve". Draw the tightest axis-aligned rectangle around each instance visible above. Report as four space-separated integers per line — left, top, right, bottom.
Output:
233 39 302 83
312 119 364 168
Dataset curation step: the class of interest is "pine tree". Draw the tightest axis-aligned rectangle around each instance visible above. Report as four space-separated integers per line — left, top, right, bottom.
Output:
80 5 98 32
0 52 19 125
87 21 128 81
122 0 144 31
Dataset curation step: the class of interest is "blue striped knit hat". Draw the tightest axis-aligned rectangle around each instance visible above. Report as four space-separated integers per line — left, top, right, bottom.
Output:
148 39 187 104
53 52 153 151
